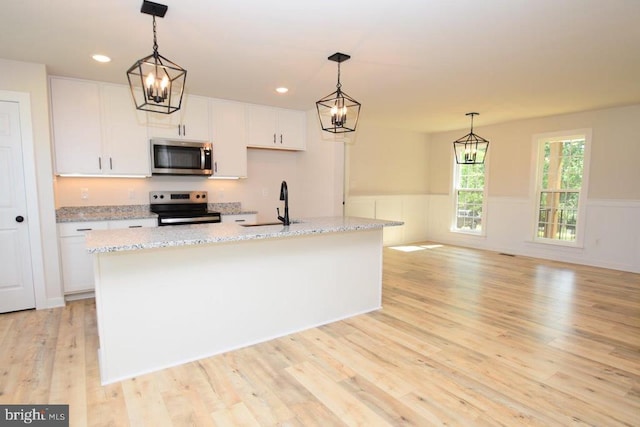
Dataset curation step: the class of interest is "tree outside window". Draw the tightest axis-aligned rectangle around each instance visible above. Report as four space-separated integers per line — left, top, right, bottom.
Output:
535 134 588 243
453 162 485 233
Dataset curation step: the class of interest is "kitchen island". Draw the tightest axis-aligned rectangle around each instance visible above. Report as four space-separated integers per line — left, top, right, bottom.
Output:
86 216 402 384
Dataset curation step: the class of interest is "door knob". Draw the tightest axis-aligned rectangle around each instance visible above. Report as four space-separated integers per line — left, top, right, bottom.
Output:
15 215 24 223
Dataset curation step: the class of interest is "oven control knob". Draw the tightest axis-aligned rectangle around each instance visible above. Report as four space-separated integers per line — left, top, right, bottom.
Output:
195 194 200 199
160 195 164 199
153 195 158 199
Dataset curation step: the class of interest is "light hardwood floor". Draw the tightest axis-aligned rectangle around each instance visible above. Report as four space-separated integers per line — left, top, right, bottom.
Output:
1 243 639 426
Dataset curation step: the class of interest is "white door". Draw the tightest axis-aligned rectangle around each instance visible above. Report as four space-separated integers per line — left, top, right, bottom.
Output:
0 101 36 312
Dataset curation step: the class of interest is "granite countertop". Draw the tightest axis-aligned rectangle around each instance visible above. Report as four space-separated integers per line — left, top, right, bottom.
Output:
56 203 256 223
85 216 404 254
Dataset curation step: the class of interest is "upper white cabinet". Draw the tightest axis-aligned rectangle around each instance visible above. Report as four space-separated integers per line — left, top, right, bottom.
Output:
50 78 102 175
101 84 150 175
50 77 150 176
147 94 210 141
247 105 306 150
210 99 248 178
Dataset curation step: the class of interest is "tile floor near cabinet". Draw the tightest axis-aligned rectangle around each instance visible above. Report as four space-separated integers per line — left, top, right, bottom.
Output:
0 243 639 426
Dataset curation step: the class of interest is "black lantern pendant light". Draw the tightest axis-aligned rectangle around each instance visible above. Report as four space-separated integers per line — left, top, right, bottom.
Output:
316 52 361 133
453 112 489 164
126 0 187 114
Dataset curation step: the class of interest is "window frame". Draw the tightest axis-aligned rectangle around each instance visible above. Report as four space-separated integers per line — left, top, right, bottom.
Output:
451 155 488 236
530 129 592 247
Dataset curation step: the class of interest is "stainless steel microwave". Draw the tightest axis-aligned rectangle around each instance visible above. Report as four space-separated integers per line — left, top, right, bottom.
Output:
150 139 213 176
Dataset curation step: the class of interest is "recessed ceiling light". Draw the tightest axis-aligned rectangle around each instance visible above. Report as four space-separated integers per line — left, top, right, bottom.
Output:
92 54 111 63
276 87 289 94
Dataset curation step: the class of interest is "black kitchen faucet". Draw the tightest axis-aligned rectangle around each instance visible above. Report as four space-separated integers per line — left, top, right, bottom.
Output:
277 180 290 226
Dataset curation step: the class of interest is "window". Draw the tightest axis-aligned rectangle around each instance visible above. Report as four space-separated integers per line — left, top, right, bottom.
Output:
533 130 590 245
453 162 486 234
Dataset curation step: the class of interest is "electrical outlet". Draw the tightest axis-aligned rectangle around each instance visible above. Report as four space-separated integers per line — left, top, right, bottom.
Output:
80 188 89 200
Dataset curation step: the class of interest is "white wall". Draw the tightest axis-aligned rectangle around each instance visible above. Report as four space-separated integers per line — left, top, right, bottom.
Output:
346 118 429 195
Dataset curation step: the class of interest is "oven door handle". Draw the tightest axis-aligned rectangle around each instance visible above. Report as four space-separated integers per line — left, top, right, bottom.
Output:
201 147 206 170
160 216 220 225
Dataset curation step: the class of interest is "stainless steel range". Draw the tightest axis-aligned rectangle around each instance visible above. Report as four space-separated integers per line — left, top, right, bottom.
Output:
149 191 221 226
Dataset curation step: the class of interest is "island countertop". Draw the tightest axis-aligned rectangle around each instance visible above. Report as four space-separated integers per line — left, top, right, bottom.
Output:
85 216 403 254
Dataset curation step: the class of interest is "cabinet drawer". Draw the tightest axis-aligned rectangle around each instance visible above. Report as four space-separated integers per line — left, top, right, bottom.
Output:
109 218 158 229
58 221 109 237
221 214 257 224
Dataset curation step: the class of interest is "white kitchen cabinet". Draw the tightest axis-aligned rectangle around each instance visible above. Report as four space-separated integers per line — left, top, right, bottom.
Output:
50 77 150 176
108 218 158 229
221 214 257 225
210 99 248 178
58 218 157 295
50 78 103 174
147 94 210 141
247 104 306 150
101 84 150 175
58 221 109 294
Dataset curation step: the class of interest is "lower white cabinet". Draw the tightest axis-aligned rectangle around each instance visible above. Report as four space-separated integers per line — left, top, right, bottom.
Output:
58 221 108 294
108 218 158 229
58 219 157 295
221 214 257 225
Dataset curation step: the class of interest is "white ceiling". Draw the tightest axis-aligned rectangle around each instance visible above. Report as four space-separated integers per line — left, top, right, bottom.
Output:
2 0 639 133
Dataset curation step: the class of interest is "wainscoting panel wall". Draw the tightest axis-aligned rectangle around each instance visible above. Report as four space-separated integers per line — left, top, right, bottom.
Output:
347 194 640 273
345 195 428 246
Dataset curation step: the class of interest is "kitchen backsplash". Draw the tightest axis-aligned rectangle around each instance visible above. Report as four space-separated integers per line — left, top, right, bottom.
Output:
56 202 248 223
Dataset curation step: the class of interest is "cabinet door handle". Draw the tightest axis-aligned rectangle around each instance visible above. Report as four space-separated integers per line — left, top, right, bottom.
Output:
178 124 181 136
76 228 92 232
183 125 186 136
234 219 246 223
214 161 218 173
109 157 113 170
273 133 276 144
128 225 142 228
98 157 102 170
280 134 283 144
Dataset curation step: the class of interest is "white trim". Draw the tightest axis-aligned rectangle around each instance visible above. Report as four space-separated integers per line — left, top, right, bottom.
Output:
0 90 49 309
